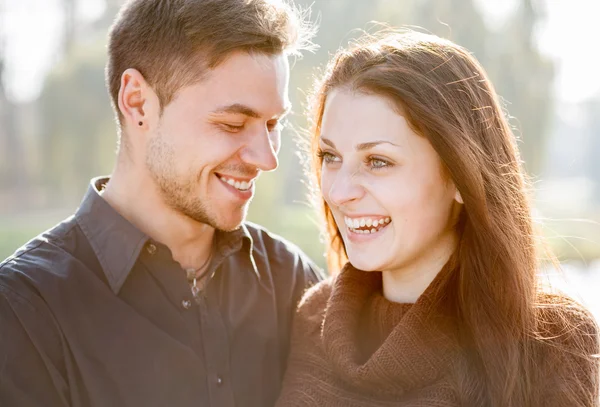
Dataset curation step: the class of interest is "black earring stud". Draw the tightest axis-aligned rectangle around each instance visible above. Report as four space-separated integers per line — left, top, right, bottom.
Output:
138 121 143 126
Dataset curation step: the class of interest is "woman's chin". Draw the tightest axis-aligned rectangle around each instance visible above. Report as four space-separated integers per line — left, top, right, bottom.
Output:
347 256 383 272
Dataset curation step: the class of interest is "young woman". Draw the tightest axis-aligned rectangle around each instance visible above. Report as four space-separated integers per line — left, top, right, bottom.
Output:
276 30 599 406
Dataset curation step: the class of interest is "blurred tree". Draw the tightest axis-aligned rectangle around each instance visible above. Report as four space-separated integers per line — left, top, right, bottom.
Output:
61 0 76 55
37 43 115 205
0 43 27 209
382 0 554 177
584 97 600 204
0 53 12 190
411 0 488 58
485 0 554 177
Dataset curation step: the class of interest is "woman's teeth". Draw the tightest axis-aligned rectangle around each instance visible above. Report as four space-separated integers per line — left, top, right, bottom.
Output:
218 175 252 191
344 216 391 234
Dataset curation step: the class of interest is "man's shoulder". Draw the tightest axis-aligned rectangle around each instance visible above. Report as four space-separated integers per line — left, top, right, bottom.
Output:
243 222 325 281
0 219 78 345
0 215 81 293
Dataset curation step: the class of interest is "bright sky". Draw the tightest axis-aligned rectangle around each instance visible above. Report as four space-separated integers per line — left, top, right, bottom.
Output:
536 0 600 103
475 0 600 104
2 0 600 104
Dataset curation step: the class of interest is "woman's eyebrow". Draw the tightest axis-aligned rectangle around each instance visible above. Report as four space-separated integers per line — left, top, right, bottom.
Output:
319 136 336 148
355 140 400 151
319 137 400 151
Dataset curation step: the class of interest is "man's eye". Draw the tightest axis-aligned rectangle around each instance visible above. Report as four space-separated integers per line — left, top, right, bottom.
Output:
221 123 245 133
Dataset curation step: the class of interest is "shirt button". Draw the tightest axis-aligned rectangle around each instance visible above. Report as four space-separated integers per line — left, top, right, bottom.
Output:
181 299 192 309
216 376 223 386
146 243 157 255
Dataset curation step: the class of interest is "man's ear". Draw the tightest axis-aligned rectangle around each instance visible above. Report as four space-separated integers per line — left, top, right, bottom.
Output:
117 68 152 129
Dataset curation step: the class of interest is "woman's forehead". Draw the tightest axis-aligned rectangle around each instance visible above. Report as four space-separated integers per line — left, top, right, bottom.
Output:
320 90 417 151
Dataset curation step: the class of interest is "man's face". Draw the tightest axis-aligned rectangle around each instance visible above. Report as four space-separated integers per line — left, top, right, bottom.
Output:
145 51 290 231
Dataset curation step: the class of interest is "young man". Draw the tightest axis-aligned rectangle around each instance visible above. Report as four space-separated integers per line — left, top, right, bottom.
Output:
0 1 322 406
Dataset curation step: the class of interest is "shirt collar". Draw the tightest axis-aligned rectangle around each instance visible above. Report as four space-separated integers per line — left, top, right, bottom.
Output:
213 223 259 280
75 176 256 293
75 177 149 293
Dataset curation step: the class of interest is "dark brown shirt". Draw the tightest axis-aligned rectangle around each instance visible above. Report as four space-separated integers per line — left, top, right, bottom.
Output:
0 177 323 407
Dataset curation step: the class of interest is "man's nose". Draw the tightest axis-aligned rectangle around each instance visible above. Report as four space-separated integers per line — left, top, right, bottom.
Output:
239 128 279 172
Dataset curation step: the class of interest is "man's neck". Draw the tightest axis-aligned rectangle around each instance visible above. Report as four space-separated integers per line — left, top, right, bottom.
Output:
100 166 215 271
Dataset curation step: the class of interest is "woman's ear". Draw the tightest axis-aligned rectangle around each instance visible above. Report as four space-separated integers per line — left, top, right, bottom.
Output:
455 189 463 204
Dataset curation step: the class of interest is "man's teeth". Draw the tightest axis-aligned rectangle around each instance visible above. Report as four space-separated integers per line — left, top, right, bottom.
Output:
344 216 391 234
219 176 252 191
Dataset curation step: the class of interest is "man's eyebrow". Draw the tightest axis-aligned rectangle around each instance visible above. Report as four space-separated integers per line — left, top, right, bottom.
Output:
212 104 261 118
211 103 292 120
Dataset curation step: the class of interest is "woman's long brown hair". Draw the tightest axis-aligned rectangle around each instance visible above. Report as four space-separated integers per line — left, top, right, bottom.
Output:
308 30 597 406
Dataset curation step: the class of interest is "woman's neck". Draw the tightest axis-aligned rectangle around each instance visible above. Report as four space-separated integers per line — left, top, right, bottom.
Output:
382 231 457 303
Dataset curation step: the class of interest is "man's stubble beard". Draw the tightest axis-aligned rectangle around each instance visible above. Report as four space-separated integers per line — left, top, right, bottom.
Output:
145 131 248 231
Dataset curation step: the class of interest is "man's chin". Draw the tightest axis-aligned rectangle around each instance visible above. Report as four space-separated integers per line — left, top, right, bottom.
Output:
179 202 247 231
213 212 247 232
211 217 241 232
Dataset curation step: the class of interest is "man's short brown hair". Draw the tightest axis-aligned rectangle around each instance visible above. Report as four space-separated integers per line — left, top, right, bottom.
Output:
106 0 315 124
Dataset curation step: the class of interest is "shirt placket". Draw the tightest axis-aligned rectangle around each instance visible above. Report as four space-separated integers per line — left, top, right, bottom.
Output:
141 241 207 367
196 274 236 407
143 233 247 407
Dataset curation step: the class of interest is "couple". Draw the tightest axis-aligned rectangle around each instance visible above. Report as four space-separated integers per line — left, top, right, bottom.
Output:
1 0 598 406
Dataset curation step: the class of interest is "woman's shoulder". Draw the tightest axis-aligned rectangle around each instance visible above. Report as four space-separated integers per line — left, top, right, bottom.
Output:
532 292 600 404
283 277 335 352
535 291 599 347
297 277 334 314
533 291 599 376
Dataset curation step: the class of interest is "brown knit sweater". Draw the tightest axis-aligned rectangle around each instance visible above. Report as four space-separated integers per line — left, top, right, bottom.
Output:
276 264 600 406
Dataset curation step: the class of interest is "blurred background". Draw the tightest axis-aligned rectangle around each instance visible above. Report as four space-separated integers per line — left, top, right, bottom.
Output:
1 0 599 317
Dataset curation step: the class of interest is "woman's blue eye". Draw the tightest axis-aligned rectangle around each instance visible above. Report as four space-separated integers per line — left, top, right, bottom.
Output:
317 149 340 164
323 152 340 163
369 157 390 169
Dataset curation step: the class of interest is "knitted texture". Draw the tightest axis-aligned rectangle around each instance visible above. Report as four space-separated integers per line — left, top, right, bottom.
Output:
276 264 461 406
276 263 600 407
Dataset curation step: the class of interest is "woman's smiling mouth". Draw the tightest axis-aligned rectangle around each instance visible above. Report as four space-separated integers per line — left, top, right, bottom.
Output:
343 215 391 235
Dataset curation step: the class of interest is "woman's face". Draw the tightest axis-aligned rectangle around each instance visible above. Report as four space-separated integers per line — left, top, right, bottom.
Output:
319 89 461 274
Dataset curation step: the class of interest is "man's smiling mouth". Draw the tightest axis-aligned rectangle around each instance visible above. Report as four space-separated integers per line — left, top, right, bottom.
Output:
216 174 254 192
